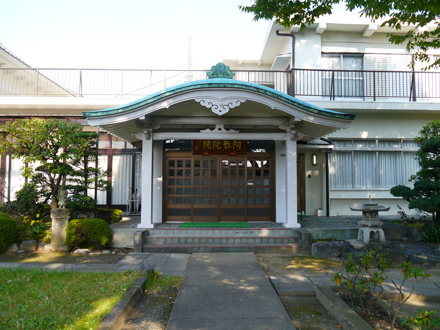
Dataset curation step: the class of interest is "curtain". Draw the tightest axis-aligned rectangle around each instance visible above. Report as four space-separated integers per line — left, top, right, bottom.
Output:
354 152 375 188
134 154 142 195
9 157 26 201
329 152 352 188
112 154 132 204
402 152 420 188
378 140 401 148
334 140 353 147
378 152 402 188
87 155 108 205
353 140 376 147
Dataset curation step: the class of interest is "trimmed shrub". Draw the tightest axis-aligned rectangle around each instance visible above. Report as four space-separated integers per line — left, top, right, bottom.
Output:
96 208 123 225
0 212 17 251
65 218 113 251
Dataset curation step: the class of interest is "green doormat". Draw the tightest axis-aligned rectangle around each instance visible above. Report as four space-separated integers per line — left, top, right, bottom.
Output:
179 222 252 228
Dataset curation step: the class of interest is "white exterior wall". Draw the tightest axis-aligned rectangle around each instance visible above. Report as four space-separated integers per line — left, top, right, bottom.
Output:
295 29 323 69
297 148 325 215
329 113 440 139
321 31 409 54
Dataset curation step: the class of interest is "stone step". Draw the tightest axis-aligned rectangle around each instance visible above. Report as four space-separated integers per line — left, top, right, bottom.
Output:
144 236 298 245
145 228 296 237
140 243 301 254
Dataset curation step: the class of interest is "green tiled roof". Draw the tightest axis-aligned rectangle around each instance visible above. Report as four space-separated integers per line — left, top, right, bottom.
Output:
83 78 355 120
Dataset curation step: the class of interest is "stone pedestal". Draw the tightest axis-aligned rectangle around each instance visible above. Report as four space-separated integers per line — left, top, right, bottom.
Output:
357 227 386 244
45 208 70 252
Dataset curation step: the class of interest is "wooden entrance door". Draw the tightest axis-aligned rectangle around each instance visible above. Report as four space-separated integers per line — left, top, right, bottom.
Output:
164 153 273 222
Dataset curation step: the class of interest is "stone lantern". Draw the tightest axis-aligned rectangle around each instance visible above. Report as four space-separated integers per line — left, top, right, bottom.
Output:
350 196 390 244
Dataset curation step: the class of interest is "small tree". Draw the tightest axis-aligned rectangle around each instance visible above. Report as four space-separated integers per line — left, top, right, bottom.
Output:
391 120 440 224
0 118 89 209
66 132 110 218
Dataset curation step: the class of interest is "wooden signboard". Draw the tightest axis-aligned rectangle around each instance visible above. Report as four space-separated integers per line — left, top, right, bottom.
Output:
193 140 247 155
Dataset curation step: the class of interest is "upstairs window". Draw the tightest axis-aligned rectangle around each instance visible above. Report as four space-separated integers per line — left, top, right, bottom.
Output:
322 54 364 98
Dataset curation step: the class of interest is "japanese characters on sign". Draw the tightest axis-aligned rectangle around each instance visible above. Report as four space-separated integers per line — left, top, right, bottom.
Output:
193 140 247 155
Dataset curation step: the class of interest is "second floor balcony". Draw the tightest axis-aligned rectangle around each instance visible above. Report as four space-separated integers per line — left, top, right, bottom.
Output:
1 67 439 102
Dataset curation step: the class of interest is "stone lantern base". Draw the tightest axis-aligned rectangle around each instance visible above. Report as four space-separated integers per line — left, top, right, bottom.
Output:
357 226 386 244
44 208 70 252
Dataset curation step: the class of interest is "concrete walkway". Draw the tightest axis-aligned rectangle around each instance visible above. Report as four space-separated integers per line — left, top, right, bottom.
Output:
166 253 296 330
0 252 191 274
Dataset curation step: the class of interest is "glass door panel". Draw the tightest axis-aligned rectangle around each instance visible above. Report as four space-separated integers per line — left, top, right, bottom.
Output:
220 158 247 221
166 158 192 221
192 157 218 222
247 158 272 221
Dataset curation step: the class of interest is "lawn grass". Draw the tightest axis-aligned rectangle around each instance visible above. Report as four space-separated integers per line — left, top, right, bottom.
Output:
143 270 184 293
0 267 139 330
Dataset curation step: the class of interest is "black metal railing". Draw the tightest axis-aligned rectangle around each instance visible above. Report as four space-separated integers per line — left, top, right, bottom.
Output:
1 67 439 101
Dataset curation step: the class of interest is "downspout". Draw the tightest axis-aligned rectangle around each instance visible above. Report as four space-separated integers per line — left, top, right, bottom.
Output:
320 137 334 217
94 126 99 218
276 30 295 96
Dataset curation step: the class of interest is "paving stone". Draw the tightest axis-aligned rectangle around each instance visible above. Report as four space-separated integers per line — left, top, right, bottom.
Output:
79 269 115 273
0 263 20 268
117 264 141 271
82 264 120 270
59 264 86 271
308 276 335 284
16 263 46 269
270 275 311 284
138 262 155 275
171 284 290 320
117 253 149 265
41 263 65 270
157 269 187 277
144 253 170 265
189 252 257 267
157 262 189 271
166 317 295 330
272 282 317 296
184 265 268 286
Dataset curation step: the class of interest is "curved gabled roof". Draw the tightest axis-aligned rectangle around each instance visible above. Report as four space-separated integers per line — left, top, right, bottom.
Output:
83 78 355 120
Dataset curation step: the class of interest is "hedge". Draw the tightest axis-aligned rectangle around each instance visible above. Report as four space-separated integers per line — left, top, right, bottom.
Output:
0 212 17 251
96 208 123 225
65 218 112 251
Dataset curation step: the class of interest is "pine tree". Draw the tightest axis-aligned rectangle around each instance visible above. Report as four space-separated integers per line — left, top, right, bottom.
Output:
66 132 110 218
390 120 440 224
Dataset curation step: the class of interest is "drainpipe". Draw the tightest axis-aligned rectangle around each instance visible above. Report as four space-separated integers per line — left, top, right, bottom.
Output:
320 138 333 217
94 126 99 218
276 30 295 96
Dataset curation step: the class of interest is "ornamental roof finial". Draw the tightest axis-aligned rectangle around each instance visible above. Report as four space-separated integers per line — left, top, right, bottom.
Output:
206 62 235 79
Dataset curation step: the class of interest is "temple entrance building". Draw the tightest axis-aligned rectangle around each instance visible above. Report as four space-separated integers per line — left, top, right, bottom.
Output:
84 63 354 228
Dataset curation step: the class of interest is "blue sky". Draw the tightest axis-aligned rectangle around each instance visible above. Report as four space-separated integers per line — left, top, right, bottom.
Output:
0 0 270 69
